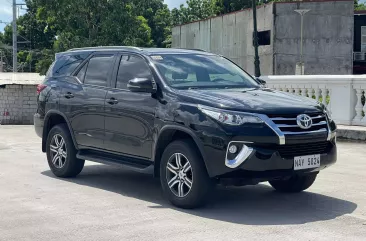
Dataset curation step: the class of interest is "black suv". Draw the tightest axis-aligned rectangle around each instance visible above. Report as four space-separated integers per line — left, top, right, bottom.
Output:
34 47 337 208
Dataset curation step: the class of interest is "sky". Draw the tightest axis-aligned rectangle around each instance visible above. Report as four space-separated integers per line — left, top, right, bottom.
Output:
165 0 186 9
0 0 27 32
0 0 186 32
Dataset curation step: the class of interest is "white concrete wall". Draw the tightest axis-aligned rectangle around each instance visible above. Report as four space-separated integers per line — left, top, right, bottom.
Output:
0 73 44 85
172 4 274 75
172 1 354 76
273 1 354 75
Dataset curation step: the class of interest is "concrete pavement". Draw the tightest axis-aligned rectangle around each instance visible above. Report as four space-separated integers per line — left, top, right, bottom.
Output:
0 126 365 241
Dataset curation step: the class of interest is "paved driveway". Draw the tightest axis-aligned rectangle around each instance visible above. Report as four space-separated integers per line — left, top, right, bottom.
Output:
0 126 365 240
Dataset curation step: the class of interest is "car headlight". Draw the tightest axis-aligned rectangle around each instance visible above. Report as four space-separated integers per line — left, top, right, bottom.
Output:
198 105 263 126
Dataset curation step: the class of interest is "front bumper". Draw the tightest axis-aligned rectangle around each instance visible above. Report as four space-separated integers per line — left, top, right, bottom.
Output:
202 138 337 178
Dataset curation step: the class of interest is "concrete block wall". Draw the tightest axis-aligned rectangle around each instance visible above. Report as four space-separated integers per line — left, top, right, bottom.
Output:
172 0 354 75
0 84 38 125
172 4 274 75
273 1 354 75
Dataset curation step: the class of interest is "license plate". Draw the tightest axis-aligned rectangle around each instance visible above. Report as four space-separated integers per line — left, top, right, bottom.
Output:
294 155 320 170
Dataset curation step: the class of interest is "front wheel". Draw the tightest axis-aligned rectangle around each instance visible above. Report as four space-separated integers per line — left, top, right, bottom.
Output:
160 140 213 209
269 174 317 193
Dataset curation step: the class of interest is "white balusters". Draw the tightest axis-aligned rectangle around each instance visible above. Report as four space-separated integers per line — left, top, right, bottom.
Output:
294 88 300 96
362 90 366 123
354 89 364 122
301 88 307 97
315 88 321 101
322 88 328 107
307 88 314 99
327 88 332 115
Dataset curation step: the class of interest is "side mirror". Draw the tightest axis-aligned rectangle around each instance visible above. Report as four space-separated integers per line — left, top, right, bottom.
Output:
127 78 157 93
256 77 266 85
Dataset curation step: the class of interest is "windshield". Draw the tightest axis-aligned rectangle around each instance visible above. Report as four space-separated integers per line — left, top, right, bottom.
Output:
151 54 259 89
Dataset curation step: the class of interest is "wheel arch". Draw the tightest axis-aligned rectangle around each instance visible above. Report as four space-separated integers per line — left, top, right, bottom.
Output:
42 111 78 153
153 125 208 177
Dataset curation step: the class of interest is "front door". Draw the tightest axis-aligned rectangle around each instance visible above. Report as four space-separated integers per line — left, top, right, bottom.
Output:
60 53 116 148
104 54 157 159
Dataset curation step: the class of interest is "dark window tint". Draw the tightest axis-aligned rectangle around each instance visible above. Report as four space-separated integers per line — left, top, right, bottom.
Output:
116 55 152 89
84 55 114 87
47 53 89 77
76 63 88 82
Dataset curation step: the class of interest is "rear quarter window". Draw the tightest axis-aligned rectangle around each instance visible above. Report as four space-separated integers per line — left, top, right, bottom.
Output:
47 53 90 78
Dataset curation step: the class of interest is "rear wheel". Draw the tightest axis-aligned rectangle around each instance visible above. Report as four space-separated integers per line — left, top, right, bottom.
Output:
160 140 213 209
46 124 85 178
269 174 317 193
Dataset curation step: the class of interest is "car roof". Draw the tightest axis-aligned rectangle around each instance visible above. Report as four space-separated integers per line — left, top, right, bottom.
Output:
57 46 215 57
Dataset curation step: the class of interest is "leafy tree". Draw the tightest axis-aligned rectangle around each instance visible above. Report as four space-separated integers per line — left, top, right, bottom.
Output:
172 0 217 26
215 0 252 14
355 0 366 10
35 49 54 75
133 0 172 47
1 0 56 72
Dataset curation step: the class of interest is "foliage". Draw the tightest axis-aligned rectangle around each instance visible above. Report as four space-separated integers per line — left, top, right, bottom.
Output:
215 0 252 14
355 0 366 10
172 0 217 26
0 0 294 73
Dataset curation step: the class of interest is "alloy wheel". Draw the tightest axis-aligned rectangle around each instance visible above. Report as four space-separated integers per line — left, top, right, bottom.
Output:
166 153 193 198
49 134 67 169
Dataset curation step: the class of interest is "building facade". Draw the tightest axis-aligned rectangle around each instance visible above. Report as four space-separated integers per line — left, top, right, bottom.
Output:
354 10 366 74
172 0 354 75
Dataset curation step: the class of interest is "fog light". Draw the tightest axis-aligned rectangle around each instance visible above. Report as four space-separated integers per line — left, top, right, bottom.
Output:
229 145 238 154
225 144 254 169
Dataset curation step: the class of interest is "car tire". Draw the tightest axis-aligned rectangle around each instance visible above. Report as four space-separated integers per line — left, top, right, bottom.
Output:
160 140 213 209
269 174 317 193
46 124 85 178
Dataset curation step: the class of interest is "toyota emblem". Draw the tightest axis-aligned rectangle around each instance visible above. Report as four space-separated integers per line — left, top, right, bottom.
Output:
296 114 313 129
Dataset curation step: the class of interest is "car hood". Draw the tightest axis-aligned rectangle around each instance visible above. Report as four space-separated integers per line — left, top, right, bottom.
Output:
177 88 324 115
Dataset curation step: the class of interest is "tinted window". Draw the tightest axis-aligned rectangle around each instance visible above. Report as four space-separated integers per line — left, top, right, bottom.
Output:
47 53 89 77
152 54 258 89
84 55 114 87
76 63 88 82
116 55 152 89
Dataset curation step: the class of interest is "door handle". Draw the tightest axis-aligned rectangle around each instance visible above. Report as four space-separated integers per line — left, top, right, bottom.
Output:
64 92 74 99
107 98 119 105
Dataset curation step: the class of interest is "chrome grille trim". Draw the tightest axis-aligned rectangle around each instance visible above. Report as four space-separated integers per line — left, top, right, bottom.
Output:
282 128 328 135
269 113 328 134
277 121 327 128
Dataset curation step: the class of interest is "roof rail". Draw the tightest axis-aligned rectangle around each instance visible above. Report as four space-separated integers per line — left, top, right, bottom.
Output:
67 46 143 52
176 48 207 52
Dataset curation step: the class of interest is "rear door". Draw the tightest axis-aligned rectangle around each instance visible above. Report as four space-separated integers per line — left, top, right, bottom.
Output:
60 53 116 149
104 53 157 158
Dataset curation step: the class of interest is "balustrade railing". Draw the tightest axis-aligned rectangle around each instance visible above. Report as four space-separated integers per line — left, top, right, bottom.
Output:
262 75 366 126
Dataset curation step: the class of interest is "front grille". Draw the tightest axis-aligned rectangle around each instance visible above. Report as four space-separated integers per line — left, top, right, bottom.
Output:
269 142 332 158
269 112 328 134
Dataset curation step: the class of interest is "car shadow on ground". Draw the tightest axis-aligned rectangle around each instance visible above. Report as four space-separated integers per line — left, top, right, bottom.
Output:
41 164 357 225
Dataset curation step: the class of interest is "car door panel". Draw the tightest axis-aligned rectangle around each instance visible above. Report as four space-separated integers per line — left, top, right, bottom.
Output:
104 54 157 159
105 90 156 158
60 53 116 148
